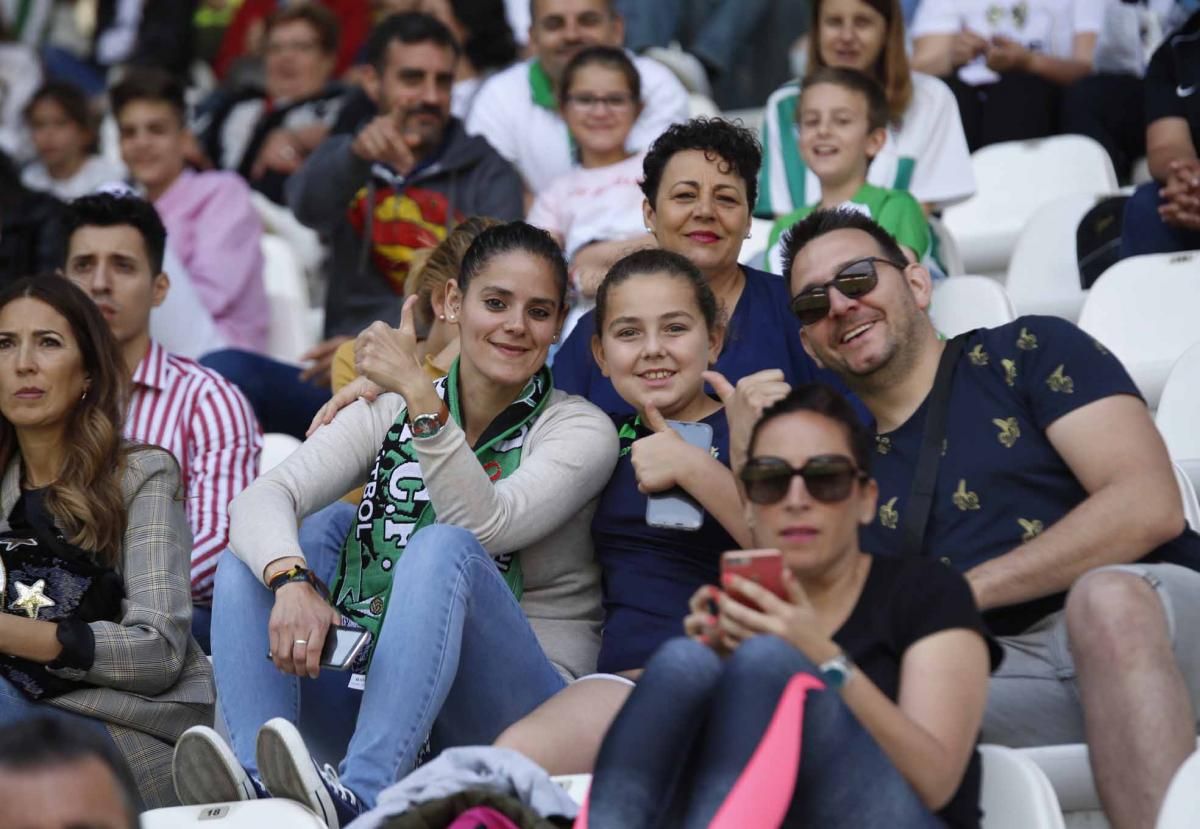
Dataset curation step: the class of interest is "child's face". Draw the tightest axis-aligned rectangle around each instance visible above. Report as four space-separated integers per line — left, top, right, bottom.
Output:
593 272 722 422
562 63 638 160
28 98 90 173
797 83 885 185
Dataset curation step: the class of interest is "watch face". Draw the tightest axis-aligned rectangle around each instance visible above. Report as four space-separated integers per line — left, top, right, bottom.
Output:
412 413 440 437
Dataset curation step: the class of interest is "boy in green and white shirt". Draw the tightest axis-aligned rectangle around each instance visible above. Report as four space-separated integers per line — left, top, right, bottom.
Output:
766 68 930 275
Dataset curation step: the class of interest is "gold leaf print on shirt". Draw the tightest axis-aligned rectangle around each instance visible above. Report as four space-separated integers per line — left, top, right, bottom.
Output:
968 344 989 366
875 435 892 455
1016 328 1038 350
879 497 899 529
952 479 980 511
1047 364 1075 393
1001 358 1017 387
1018 518 1044 542
1094 339 1109 355
993 417 1020 448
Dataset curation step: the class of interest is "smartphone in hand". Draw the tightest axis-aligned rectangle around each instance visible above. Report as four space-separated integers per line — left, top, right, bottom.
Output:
267 625 370 671
721 549 787 609
645 420 714 531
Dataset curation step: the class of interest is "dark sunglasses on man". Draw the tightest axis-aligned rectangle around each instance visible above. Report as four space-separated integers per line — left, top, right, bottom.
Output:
789 256 907 326
739 454 869 505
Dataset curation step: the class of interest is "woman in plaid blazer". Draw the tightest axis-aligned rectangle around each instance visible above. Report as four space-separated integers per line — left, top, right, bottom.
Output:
0 276 214 808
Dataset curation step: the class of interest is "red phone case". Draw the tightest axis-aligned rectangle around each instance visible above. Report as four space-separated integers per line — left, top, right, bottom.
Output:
721 549 787 606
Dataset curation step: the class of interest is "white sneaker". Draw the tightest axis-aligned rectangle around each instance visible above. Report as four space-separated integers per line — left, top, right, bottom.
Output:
173 725 261 805
257 718 364 829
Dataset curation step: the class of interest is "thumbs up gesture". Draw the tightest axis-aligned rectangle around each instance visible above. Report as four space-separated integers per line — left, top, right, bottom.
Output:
703 368 791 475
630 404 696 494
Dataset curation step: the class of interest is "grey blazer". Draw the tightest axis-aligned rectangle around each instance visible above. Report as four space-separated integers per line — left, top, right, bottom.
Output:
0 447 214 807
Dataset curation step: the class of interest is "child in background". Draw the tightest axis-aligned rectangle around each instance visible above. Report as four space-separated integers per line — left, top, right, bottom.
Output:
21 82 124 201
526 46 655 341
765 68 929 274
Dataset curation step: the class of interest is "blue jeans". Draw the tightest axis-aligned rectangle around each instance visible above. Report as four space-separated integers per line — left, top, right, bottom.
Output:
587 636 945 828
212 515 567 807
0 673 119 747
1120 182 1200 259
200 349 330 440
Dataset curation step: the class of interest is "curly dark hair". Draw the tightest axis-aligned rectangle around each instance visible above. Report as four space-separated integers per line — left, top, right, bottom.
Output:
450 0 518 73
639 117 762 212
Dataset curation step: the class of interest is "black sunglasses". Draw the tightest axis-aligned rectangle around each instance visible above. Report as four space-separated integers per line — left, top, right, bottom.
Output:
789 256 905 327
740 454 868 505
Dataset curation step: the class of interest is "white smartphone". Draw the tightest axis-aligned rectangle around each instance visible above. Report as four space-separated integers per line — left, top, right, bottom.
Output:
645 420 714 532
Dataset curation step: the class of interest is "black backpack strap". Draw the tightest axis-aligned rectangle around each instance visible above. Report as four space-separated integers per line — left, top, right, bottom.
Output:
900 333 969 558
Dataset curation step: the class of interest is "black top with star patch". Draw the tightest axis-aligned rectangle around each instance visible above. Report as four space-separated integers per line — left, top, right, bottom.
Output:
860 316 1200 636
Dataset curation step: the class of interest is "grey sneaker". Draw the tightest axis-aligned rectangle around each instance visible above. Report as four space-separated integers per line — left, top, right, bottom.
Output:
257 718 364 829
173 725 262 804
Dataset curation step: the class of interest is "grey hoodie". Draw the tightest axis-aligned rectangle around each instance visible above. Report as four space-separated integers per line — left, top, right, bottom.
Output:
286 118 524 338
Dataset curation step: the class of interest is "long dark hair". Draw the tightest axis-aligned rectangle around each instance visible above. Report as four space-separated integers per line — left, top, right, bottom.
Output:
0 277 130 562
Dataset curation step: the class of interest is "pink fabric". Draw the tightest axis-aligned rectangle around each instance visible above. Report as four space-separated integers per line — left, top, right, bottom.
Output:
574 672 824 829
154 169 269 352
709 672 825 828
447 807 523 829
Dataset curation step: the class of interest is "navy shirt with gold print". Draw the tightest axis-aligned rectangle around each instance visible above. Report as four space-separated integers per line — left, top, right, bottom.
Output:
860 315 1200 636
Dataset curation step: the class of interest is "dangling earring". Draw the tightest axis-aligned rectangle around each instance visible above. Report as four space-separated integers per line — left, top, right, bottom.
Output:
80 388 88 401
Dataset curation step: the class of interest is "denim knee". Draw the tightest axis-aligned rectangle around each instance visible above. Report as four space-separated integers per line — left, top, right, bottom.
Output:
646 636 723 677
727 635 817 682
399 524 489 580
214 547 266 598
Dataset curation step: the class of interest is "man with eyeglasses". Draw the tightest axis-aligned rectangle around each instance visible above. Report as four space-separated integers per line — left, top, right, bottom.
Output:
465 0 688 194
722 207 1200 829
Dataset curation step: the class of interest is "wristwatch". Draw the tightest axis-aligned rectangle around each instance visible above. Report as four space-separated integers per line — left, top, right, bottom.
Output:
818 652 856 690
411 403 450 439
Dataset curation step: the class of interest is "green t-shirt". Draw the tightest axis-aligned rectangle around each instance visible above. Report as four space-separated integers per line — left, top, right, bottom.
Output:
766 183 931 274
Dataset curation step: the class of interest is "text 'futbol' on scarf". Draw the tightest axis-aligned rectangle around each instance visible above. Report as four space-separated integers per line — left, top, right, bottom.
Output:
331 359 553 671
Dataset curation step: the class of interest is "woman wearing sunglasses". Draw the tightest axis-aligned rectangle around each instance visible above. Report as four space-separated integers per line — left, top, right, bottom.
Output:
582 385 998 829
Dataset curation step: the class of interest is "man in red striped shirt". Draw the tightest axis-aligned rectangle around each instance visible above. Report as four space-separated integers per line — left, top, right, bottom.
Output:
60 193 263 649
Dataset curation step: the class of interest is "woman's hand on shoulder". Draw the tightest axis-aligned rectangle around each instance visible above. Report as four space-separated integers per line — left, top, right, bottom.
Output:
307 375 384 437
268 581 341 679
629 405 698 494
718 570 838 662
354 295 428 398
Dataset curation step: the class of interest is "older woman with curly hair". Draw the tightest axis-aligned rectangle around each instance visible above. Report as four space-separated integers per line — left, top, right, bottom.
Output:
552 116 860 420
0 276 212 807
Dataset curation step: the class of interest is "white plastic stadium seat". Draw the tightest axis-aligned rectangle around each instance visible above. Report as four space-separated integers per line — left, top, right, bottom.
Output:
552 773 592 806
929 214 964 277
979 745 1066 829
261 235 320 363
1005 194 1098 322
142 799 327 828
739 216 775 268
1173 463 1200 532
1156 343 1200 462
260 432 302 475
1156 749 1200 828
929 276 1016 337
1076 250 1200 408
942 136 1118 277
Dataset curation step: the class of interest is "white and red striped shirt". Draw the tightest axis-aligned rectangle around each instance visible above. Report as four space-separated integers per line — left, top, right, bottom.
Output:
126 340 262 603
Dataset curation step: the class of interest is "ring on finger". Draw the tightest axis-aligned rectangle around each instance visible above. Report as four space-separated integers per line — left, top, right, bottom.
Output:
294 638 308 646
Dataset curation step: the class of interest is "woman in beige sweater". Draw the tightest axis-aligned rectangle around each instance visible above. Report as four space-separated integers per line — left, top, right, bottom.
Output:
174 222 618 828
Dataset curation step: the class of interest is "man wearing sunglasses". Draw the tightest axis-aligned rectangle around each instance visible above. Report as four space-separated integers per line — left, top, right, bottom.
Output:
762 208 1200 829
